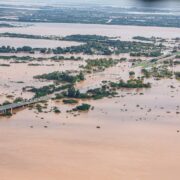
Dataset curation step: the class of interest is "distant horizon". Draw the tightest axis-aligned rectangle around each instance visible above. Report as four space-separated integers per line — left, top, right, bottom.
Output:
0 0 180 9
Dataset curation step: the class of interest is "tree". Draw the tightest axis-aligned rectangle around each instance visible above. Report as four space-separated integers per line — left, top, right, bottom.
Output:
76 89 80 97
67 86 76 97
129 71 135 76
79 71 85 81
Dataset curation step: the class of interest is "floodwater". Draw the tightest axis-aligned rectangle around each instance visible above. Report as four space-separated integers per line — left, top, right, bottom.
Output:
0 59 84 103
0 22 180 180
0 22 180 40
0 37 81 48
0 77 179 180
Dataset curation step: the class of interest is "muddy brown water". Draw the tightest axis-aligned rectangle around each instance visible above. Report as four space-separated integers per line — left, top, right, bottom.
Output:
0 23 180 180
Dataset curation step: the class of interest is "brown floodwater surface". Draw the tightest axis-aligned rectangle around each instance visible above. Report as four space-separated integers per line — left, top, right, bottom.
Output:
0 23 180 40
0 22 180 180
0 37 82 48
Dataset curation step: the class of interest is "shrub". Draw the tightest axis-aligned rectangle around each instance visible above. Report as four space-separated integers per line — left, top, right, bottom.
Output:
63 99 78 104
73 103 91 111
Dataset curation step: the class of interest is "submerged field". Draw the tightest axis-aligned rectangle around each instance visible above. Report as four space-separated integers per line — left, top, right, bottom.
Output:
0 22 180 180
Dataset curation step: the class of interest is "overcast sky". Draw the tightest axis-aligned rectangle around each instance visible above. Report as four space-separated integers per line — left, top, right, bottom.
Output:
1 0 180 9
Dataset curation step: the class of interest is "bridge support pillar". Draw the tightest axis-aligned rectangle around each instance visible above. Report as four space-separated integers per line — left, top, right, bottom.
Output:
10 108 13 114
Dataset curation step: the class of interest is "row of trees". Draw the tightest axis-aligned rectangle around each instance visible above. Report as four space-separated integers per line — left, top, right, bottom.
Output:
34 71 85 83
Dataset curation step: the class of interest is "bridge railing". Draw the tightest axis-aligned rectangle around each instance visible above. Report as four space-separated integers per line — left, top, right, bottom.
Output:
0 96 51 112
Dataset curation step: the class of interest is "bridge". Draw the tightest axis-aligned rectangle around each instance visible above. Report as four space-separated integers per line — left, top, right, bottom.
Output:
0 96 50 114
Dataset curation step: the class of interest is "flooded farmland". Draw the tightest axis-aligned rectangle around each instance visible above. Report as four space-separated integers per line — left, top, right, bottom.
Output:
0 20 180 180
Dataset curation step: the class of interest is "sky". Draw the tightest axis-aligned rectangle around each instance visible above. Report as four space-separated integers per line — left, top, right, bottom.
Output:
0 0 180 9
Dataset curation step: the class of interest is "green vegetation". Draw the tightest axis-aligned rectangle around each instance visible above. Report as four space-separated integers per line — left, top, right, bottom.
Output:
73 104 91 111
141 67 173 79
175 55 180 59
16 81 24 84
66 86 80 98
0 34 163 56
175 72 180 80
129 71 135 76
132 59 155 68
141 68 151 78
53 106 61 113
34 71 85 83
35 104 43 112
82 58 122 72
0 55 34 61
63 99 78 104
0 55 82 62
28 63 42 66
63 34 109 42
29 84 71 98
51 56 82 61
2 111 12 116
54 93 64 100
2 101 11 106
110 79 151 89
0 33 61 41
86 86 117 100
133 36 154 42
130 51 162 57
0 64 10 67
28 71 84 98
64 85 117 100
13 97 24 103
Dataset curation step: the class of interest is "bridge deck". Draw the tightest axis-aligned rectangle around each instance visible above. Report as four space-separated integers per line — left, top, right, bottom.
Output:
0 96 50 112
